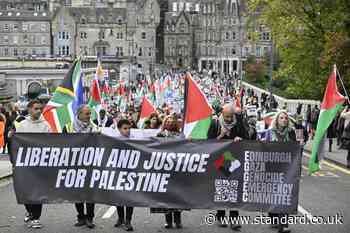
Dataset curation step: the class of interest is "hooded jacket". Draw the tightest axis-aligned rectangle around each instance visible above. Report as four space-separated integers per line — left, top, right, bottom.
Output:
16 116 51 133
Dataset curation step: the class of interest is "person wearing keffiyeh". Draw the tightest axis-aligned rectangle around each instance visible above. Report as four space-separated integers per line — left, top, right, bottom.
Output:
207 103 250 230
265 110 296 233
62 105 99 229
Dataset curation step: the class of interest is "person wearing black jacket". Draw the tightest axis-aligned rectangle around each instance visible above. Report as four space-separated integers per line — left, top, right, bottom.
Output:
207 104 249 231
93 109 113 128
265 111 295 233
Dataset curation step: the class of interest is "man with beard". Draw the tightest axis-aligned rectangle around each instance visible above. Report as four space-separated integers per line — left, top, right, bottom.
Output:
93 109 113 127
207 103 249 231
16 99 51 229
63 105 99 229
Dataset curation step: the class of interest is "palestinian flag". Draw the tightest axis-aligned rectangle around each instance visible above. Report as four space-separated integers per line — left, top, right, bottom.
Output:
137 96 156 128
43 58 83 132
88 60 103 120
308 65 346 174
214 151 241 177
183 72 213 139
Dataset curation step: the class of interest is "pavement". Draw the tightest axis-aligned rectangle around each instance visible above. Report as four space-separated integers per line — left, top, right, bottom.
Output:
0 154 11 180
304 139 349 168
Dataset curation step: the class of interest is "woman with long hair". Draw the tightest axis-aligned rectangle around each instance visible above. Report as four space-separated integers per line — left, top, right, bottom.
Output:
144 113 162 129
152 114 185 229
266 111 295 233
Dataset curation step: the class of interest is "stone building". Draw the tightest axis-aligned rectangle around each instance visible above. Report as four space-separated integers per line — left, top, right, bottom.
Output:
0 1 51 57
0 11 51 57
51 0 160 74
162 0 272 74
163 10 195 69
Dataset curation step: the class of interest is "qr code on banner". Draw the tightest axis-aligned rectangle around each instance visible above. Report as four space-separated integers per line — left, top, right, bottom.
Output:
214 179 238 203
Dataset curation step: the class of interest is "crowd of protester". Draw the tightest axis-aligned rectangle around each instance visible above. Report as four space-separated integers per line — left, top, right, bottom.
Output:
2 70 350 233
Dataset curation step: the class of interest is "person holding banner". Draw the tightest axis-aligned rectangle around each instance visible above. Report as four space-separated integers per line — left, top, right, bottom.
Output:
93 109 113 127
16 99 51 229
152 114 185 229
265 111 295 233
62 105 99 229
207 103 249 230
144 113 162 129
114 118 135 231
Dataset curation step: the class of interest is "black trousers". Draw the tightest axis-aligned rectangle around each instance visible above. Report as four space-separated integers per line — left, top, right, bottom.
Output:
165 211 181 224
75 203 95 220
347 150 350 165
117 206 134 222
216 210 239 219
268 213 288 227
24 204 42 220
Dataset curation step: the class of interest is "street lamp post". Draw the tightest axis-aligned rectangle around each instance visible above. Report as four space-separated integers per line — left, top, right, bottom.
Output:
268 37 274 110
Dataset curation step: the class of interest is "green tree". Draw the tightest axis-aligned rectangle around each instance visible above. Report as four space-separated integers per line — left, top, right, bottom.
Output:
247 0 350 99
244 55 268 86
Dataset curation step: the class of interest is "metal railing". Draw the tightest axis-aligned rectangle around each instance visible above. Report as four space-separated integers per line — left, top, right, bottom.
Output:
241 81 320 115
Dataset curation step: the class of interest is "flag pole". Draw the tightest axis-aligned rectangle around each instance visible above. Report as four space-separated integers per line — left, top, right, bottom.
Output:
335 64 350 104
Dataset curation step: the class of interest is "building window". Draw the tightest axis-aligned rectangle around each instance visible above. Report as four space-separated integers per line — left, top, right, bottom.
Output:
195 4 200 12
13 24 18 31
148 48 152 57
232 32 236 40
41 24 46 32
66 46 70 55
172 2 177 12
185 2 191 11
81 18 86 24
179 23 186 33
4 48 9 56
14 48 18 56
232 48 236 55
31 35 35 44
141 32 146 39
179 2 184 11
62 32 65 40
261 32 271 41
256 46 262 57
80 32 87 39
263 46 269 55
4 24 9 31
22 23 28 31
100 17 104 24
32 48 36 55
13 36 18 44
116 47 123 57
225 32 230 40
138 47 143 56
41 36 46 45
116 32 123 39
23 35 28 44
3 36 8 44
62 46 66 55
